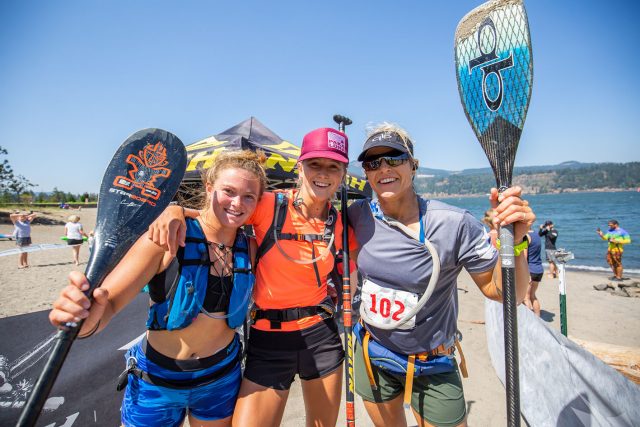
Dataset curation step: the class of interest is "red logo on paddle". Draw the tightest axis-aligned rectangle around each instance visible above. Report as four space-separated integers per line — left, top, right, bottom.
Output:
113 142 171 202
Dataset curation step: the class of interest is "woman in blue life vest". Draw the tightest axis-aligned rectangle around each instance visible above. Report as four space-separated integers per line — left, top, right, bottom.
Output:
149 127 358 427
49 150 267 427
347 123 535 427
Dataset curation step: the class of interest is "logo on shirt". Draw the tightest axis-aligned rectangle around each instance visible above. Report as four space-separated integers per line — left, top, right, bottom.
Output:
475 232 497 260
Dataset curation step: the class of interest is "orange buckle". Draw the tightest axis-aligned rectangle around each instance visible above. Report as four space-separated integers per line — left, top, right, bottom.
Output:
415 344 454 362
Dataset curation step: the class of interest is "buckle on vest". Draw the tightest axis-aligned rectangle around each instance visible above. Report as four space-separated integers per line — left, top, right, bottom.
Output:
116 356 138 391
318 299 336 319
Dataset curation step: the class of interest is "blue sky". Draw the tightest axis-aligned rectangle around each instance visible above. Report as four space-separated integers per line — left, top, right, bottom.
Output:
1 0 638 194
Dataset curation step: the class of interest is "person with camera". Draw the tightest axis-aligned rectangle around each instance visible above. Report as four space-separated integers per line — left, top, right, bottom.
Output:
539 220 558 279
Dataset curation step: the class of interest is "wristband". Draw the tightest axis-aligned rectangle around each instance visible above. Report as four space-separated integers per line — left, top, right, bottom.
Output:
513 238 529 257
77 319 101 339
495 238 529 256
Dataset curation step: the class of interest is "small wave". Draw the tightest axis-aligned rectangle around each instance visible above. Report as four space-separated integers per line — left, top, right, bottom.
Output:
542 262 640 275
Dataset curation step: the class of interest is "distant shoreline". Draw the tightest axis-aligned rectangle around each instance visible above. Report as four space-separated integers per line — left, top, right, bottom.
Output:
424 188 638 199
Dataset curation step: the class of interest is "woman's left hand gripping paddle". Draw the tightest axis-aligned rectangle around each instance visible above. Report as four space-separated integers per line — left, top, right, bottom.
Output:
17 128 187 427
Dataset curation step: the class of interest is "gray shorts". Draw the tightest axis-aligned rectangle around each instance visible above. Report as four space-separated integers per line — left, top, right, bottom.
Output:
545 249 557 262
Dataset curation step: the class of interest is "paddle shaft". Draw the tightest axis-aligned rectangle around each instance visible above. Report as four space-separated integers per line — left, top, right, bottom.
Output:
498 219 520 426
16 252 112 427
17 329 79 427
334 114 355 427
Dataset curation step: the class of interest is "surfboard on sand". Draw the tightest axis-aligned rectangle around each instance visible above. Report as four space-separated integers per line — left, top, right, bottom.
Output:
60 236 88 241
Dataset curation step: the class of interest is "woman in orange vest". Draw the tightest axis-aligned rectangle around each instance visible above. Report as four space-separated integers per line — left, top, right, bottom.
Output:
150 127 357 427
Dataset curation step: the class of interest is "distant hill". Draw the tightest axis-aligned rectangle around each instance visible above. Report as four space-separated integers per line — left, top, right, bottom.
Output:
348 161 640 196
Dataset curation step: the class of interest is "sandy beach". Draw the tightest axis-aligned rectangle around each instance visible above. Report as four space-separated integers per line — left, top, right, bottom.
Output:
1 207 638 426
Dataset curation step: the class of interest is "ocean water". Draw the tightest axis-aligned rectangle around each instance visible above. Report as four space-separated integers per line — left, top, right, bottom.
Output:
439 191 640 274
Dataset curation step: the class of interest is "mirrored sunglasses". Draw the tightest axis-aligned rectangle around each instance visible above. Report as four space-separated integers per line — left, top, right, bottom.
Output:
362 153 411 171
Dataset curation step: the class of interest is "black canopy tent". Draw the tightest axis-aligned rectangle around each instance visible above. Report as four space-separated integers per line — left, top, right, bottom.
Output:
178 117 372 206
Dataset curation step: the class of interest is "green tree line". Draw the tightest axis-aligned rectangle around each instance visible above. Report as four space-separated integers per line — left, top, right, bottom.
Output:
415 162 640 195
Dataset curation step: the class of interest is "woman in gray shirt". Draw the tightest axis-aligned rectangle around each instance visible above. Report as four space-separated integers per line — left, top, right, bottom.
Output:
350 123 535 427
10 210 37 268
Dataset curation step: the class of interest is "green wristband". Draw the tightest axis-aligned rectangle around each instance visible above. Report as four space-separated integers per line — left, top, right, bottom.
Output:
513 239 529 257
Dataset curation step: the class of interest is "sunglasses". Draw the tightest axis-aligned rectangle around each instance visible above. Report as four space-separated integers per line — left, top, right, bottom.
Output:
362 153 411 171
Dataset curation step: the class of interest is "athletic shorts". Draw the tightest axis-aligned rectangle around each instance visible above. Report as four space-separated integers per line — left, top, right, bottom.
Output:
66 239 83 246
121 335 242 427
243 318 344 390
16 237 31 247
607 251 623 269
530 272 543 282
353 338 466 427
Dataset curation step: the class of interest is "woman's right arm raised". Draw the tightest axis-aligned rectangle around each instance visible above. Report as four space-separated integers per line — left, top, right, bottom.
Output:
49 234 167 336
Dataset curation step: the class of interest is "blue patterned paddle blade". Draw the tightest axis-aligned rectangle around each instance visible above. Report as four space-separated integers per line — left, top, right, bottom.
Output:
455 0 533 189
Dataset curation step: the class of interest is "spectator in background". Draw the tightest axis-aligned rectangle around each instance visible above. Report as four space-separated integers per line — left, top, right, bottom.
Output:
539 220 558 278
10 210 37 269
597 220 631 281
525 228 544 317
64 214 88 266
87 230 95 255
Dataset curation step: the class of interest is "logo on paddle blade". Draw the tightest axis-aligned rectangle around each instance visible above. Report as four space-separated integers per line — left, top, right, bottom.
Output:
112 142 172 206
468 17 514 111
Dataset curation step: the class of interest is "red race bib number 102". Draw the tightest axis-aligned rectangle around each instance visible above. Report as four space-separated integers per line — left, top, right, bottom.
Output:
360 279 418 330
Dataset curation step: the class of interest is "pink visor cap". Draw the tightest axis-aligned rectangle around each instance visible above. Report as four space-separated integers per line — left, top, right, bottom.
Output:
299 128 349 164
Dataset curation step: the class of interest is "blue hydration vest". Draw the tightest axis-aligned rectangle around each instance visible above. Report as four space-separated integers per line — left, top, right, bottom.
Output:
146 218 255 331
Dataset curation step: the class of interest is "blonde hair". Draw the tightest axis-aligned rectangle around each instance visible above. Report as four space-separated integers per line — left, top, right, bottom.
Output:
68 215 80 223
482 209 497 227
201 149 268 209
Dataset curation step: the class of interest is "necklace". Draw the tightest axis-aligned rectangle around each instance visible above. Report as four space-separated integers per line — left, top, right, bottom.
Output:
207 240 232 277
208 241 230 251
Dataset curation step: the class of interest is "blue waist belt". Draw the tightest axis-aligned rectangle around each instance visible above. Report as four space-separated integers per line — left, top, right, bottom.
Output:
354 321 467 407
117 336 240 391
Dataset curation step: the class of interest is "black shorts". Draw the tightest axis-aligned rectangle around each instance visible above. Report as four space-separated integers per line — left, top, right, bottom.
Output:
16 237 31 247
530 272 543 282
243 318 344 390
66 239 83 246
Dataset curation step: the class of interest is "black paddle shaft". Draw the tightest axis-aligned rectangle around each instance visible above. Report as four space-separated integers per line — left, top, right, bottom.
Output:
455 1 533 425
17 129 187 427
333 114 356 427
